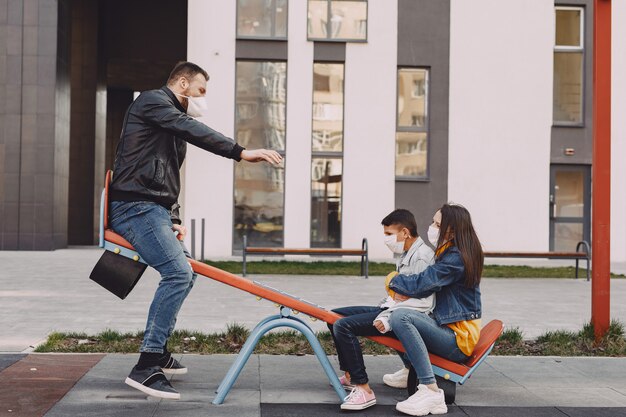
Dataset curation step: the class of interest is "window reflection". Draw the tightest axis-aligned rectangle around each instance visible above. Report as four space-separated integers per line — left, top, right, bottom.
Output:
311 158 342 247
312 63 344 152
396 68 429 178
553 52 583 124
395 132 427 177
556 9 581 47
308 0 367 41
397 69 427 128
234 61 287 250
553 7 584 124
237 0 288 39
554 171 584 218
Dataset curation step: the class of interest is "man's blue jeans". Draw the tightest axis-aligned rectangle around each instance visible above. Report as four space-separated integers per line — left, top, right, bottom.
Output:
109 201 197 354
389 308 468 385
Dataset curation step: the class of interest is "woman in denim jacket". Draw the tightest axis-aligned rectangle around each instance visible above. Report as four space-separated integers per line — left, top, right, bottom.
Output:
388 203 483 416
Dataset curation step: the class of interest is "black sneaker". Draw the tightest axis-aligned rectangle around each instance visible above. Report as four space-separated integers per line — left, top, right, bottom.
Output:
125 365 180 400
160 354 188 375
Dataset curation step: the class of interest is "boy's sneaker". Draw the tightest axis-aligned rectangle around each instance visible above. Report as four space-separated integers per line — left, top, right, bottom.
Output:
396 384 447 416
125 365 180 400
340 386 376 411
160 354 188 375
339 374 355 389
383 367 409 388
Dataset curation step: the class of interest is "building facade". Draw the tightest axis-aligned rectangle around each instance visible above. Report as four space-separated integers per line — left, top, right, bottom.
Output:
1 0 625 264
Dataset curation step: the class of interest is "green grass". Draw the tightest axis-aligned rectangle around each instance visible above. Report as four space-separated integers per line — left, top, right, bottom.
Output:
204 260 624 278
36 321 626 357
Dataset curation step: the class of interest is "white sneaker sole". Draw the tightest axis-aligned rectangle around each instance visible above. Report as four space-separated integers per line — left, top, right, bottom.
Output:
125 377 181 400
340 398 376 410
383 376 408 389
162 367 188 375
396 401 447 416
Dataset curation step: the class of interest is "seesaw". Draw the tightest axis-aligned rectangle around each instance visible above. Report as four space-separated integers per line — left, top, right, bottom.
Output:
92 171 503 404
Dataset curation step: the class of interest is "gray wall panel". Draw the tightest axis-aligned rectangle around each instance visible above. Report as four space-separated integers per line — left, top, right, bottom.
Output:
551 0 593 164
396 0 450 239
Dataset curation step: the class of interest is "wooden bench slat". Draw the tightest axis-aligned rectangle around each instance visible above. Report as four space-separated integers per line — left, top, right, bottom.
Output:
246 247 366 255
485 251 588 258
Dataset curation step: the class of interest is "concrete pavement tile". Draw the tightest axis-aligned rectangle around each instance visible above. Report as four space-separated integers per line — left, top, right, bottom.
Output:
1 354 104 417
169 354 261 389
260 403 466 416
527 387 626 407
458 360 522 388
557 408 626 417
259 355 344 404
454 386 550 407
459 406 567 417
0 353 25 371
45 402 158 417
154 389 261 417
558 357 626 384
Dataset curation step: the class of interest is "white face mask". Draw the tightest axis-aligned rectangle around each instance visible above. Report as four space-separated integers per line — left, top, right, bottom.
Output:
427 225 440 247
175 93 209 118
384 233 405 255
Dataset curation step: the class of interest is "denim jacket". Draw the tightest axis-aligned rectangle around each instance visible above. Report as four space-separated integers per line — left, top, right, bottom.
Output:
388 246 481 326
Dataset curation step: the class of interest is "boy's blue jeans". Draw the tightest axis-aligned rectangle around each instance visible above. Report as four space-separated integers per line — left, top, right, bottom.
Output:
109 201 197 354
328 306 400 385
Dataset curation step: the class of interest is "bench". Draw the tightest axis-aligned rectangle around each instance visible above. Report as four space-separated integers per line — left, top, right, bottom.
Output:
95 170 501 405
484 241 591 281
242 234 369 278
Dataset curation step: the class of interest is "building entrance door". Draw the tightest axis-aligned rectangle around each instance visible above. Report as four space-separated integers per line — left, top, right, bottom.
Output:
549 165 591 251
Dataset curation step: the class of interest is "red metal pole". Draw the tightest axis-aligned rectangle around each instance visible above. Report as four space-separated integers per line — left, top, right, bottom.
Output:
591 0 611 341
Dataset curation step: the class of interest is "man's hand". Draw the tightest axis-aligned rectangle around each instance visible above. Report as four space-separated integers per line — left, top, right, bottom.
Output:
172 224 187 241
373 320 386 333
240 149 283 165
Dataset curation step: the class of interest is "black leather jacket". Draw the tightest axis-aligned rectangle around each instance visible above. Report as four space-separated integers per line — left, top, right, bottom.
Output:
110 86 244 223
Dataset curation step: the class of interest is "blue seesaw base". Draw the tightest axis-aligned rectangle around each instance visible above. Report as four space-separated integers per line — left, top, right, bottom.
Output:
213 307 345 405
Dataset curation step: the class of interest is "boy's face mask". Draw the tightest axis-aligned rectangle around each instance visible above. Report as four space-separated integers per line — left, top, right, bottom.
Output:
384 233 405 255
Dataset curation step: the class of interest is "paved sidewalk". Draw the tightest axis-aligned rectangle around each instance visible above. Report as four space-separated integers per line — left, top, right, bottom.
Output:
2 353 626 416
1 248 626 416
2 248 626 351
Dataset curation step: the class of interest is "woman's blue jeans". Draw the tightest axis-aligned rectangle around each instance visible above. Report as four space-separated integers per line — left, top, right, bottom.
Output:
389 308 468 385
109 200 197 354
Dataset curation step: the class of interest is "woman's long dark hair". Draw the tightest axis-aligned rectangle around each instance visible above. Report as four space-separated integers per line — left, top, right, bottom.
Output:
436 203 484 287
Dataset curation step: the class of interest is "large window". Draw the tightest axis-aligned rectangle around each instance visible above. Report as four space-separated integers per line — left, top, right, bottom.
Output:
233 61 287 251
553 6 584 125
311 63 344 247
307 0 367 41
237 0 288 39
396 68 429 179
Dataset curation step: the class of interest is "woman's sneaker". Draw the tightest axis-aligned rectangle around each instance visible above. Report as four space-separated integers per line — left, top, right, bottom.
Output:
125 365 180 400
396 384 447 416
383 367 409 388
160 354 188 375
340 387 376 410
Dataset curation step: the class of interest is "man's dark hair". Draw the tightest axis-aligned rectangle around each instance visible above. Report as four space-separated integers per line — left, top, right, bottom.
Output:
167 61 209 85
381 209 418 237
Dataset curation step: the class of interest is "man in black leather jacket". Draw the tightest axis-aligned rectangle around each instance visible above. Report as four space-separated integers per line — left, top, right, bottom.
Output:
109 62 282 400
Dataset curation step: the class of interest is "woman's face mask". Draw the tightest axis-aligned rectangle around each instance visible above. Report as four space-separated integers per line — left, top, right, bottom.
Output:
427 225 440 247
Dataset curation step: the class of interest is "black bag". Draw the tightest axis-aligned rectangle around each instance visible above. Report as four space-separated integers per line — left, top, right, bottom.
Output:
89 250 147 299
